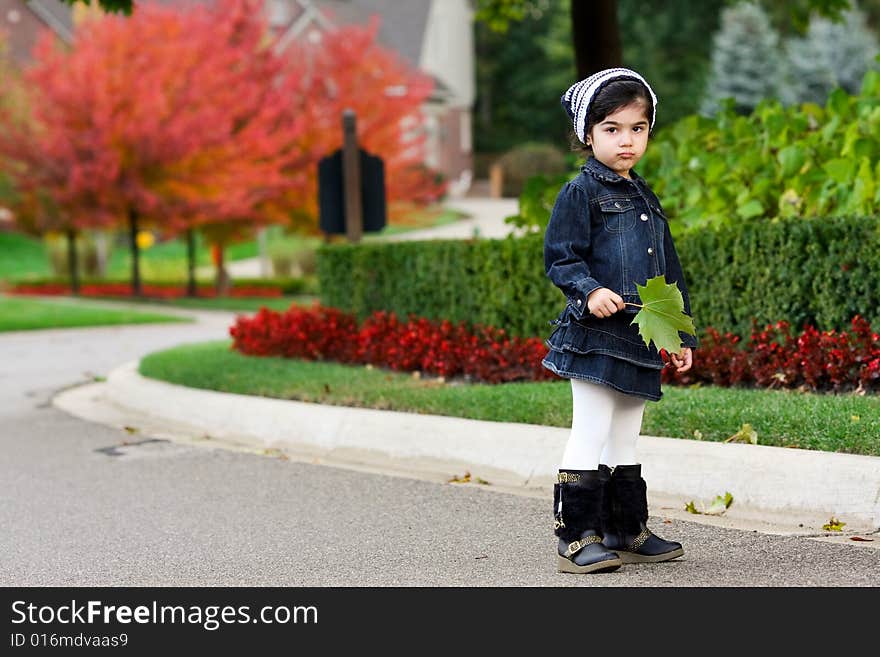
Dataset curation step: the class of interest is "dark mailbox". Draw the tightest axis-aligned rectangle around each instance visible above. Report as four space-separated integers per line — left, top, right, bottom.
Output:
318 149 386 235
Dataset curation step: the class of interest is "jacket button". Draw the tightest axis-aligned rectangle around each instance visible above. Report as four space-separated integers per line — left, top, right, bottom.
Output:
640 213 648 221
576 299 582 306
647 247 654 255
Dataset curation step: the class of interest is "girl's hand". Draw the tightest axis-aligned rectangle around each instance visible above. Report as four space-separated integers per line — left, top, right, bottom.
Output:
666 347 693 373
587 287 625 318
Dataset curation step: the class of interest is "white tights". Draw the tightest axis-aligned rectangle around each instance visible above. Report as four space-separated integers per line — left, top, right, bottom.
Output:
559 379 647 470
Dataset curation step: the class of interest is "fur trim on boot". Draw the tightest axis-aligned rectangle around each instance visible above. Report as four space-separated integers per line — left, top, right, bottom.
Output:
601 464 684 563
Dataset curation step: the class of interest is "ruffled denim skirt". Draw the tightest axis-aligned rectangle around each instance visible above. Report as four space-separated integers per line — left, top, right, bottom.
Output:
541 349 663 401
541 310 664 401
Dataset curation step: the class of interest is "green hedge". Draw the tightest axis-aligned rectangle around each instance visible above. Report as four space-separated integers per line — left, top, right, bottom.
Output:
317 214 880 339
317 236 558 338
678 214 880 336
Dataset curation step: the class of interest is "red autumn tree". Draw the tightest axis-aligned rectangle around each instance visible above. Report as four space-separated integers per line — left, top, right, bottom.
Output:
282 17 447 228
1 0 308 295
0 29 95 291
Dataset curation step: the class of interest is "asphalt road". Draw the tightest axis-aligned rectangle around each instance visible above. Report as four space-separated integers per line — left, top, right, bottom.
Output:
2 300 879 587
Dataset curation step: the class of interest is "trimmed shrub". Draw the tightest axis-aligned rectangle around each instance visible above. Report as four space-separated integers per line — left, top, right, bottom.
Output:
318 213 880 340
677 214 880 336
317 235 558 339
496 142 568 197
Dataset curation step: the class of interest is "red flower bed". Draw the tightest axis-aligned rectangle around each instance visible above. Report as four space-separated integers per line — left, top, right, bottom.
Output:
229 304 880 392
229 304 555 384
664 316 880 393
7 281 283 298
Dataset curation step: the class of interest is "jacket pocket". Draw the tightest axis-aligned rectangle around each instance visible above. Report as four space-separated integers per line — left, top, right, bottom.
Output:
598 196 636 233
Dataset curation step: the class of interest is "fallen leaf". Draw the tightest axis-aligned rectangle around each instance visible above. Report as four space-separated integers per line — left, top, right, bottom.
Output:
123 426 138 434
851 415 860 422
704 491 734 515
448 471 472 484
850 536 874 542
725 423 758 445
822 517 846 532
685 492 733 515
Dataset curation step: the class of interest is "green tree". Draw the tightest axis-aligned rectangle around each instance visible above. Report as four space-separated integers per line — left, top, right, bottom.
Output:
618 0 725 125
474 0 574 154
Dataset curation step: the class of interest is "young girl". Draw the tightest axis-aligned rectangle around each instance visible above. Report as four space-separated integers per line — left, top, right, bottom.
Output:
543 68 697 574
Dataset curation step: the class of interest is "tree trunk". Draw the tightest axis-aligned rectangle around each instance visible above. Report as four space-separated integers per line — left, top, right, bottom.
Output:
571 0 622 79
186 228 197 297
214 243 231 296
129 208 142 297
66 229 80 296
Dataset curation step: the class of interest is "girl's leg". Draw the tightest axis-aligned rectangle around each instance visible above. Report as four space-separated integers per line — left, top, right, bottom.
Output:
599 389 646 467
555 379 623 573
559 379 616 470
599 391 684 563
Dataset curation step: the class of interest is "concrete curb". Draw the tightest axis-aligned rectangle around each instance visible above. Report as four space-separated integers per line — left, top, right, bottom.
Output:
56 360 880 529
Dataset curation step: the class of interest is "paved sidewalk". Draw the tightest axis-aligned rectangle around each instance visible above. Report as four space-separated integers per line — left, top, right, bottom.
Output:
54 357 880 536
380 197 521 242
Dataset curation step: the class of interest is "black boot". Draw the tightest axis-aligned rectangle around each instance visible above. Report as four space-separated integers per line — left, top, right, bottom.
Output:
554 469 623 574
600 463 684 563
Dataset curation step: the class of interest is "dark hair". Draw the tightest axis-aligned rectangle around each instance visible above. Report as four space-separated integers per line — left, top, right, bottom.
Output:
570 78 654 156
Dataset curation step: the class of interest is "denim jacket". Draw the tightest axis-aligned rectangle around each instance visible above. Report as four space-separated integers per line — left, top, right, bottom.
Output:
543 157 698 368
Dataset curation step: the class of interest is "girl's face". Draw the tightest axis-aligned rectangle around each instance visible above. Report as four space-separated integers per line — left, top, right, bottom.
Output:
587 101 650 179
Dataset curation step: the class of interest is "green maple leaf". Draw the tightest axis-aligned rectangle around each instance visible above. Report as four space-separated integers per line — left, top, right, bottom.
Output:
629 276 696 354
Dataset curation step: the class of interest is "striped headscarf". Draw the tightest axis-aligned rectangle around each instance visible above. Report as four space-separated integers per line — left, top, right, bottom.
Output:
562 68 658 144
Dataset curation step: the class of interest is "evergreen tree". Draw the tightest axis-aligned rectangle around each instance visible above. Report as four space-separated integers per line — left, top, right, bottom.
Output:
783 5 880 105
700 2 784 116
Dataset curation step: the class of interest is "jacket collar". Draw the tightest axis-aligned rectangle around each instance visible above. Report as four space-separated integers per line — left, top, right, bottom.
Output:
581 156 644 186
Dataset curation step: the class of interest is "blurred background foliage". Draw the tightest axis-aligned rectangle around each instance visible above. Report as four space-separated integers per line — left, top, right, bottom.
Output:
476 0 880 163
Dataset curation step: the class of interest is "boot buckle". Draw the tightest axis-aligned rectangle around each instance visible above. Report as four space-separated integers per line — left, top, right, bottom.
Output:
563 536 601 558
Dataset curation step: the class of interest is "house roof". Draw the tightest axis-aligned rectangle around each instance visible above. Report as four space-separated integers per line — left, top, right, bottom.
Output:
313 0 432 68
26 0 75 43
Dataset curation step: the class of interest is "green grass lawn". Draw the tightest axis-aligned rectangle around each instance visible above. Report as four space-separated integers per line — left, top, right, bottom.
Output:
139 340 880 457
93 294 319 313
0 295 190 331
0 231 53 280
